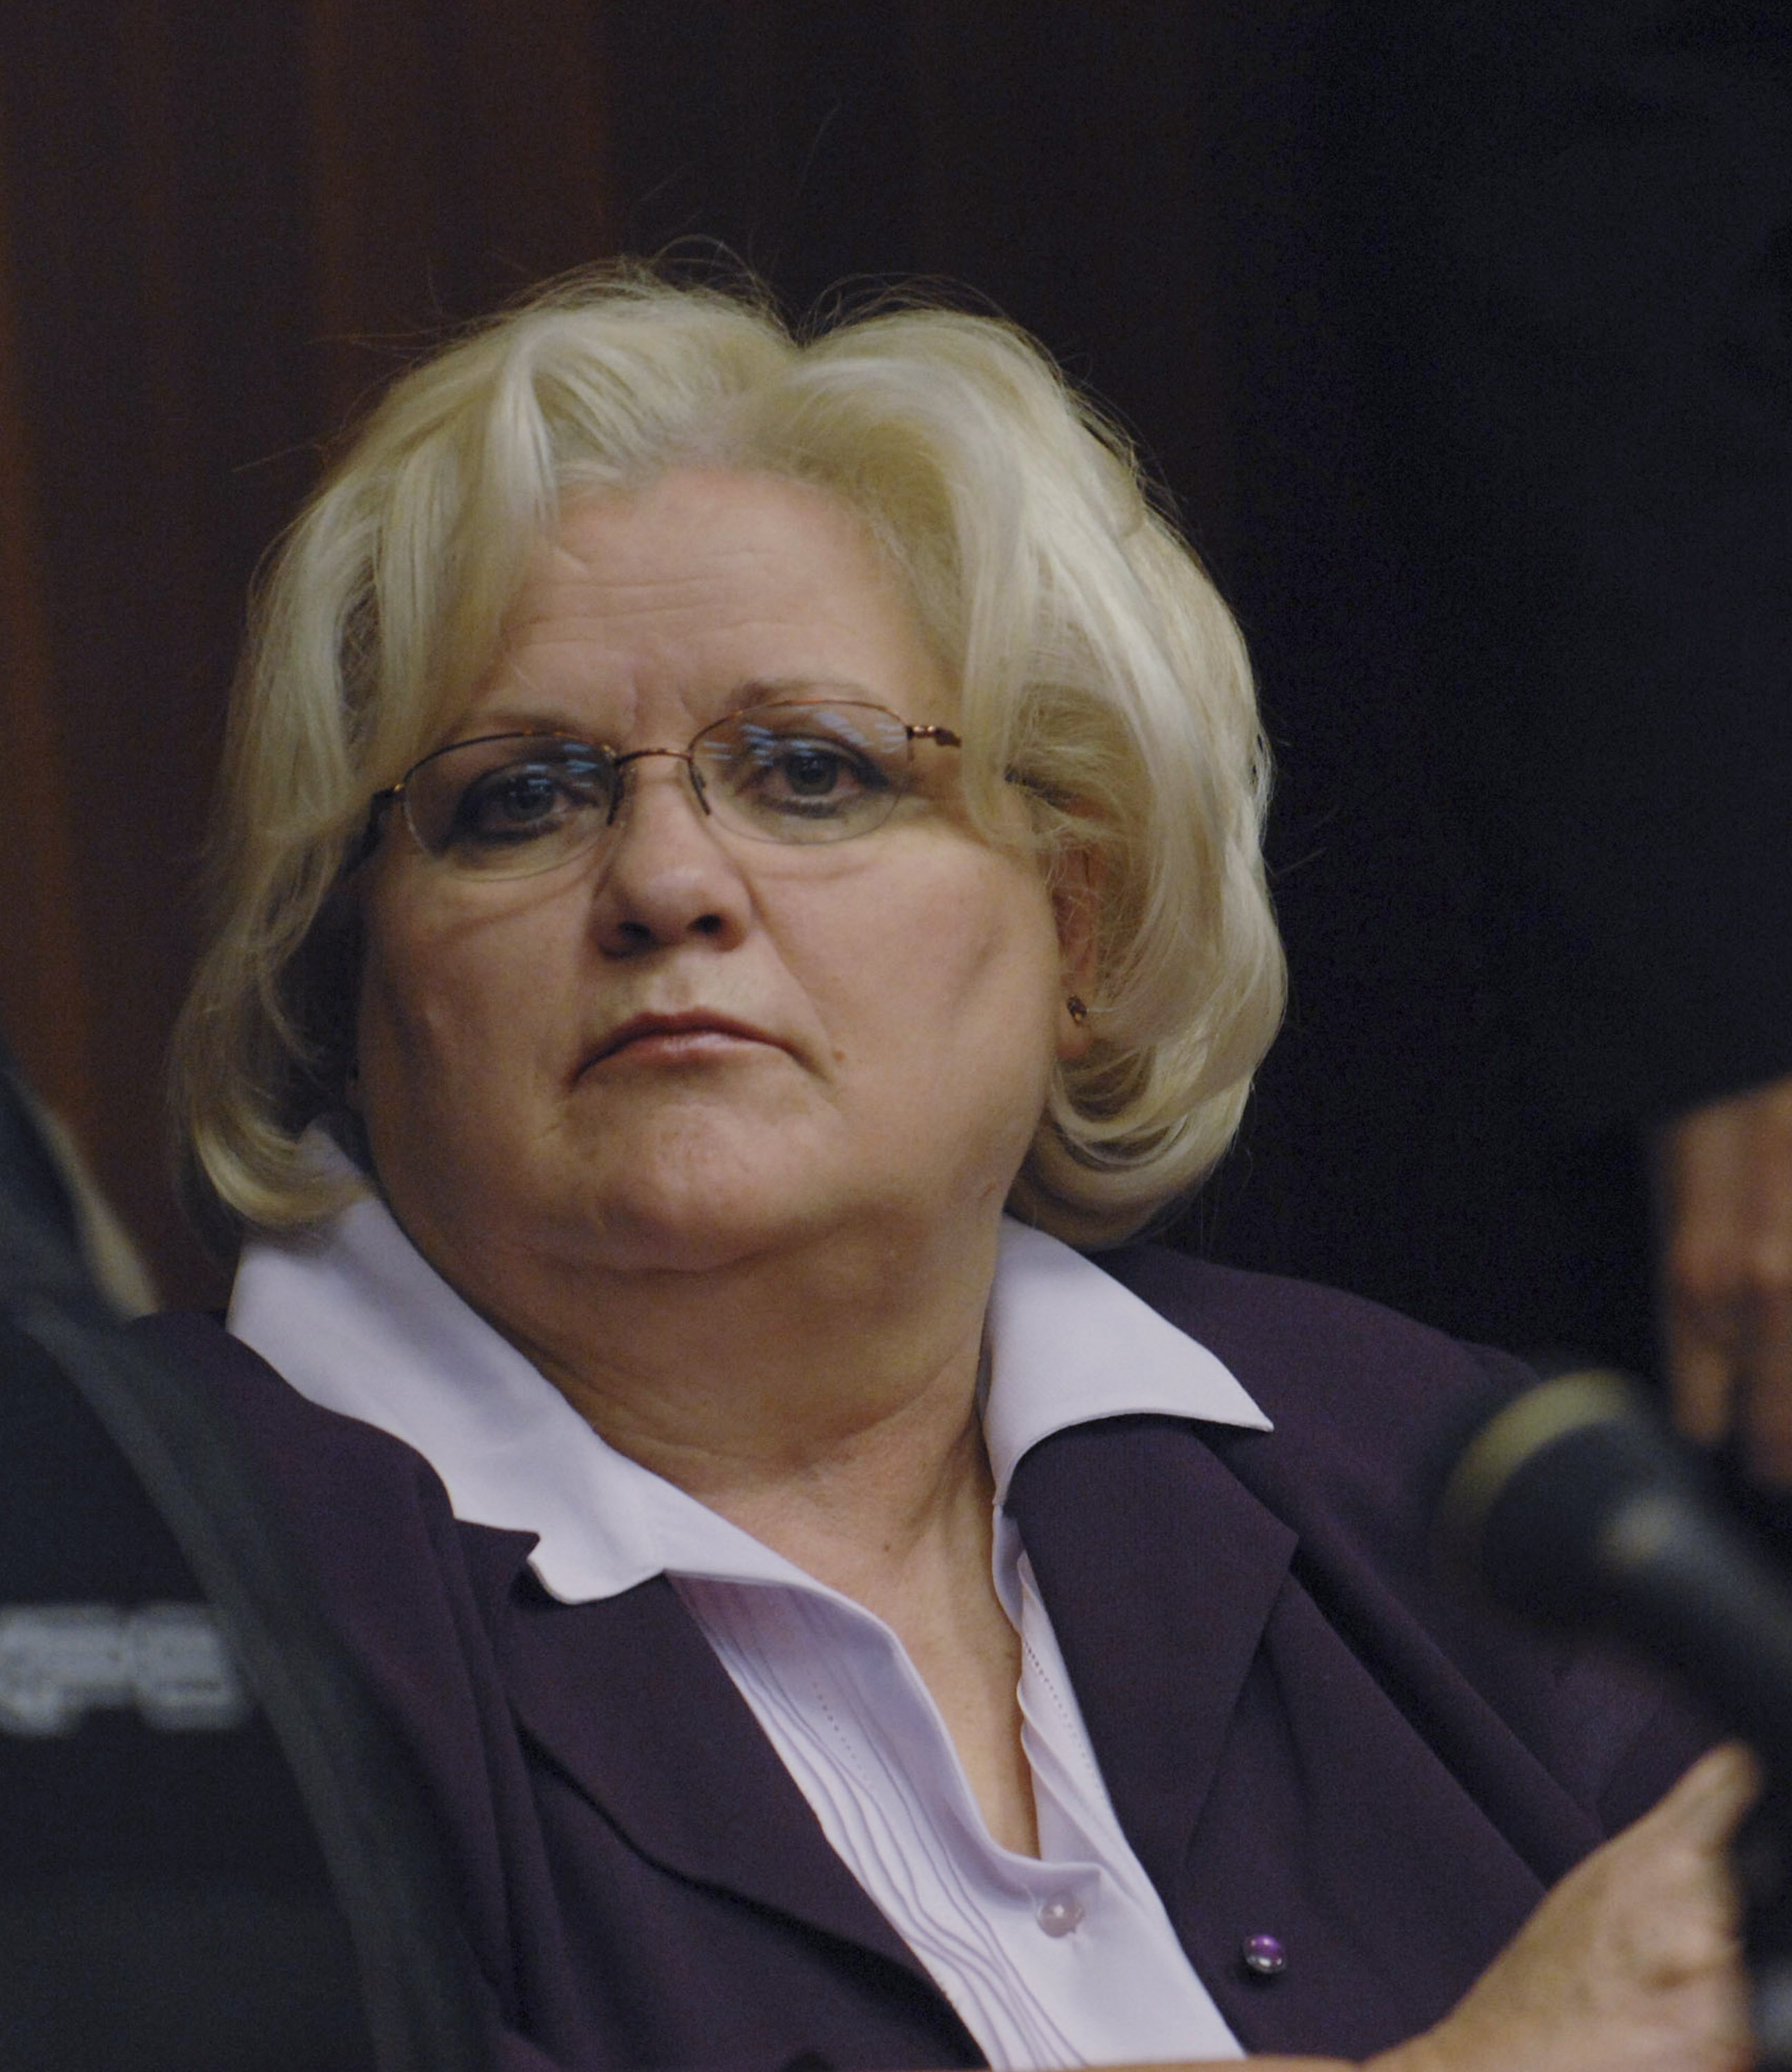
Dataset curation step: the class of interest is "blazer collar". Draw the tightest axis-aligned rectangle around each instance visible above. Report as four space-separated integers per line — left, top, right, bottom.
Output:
453 1523 962 2013
1003 1414 1296 1907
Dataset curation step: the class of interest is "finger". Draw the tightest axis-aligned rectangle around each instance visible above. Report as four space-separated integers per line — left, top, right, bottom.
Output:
1655 1076 1792 1465
1639 1743 1762 1852
1666 1303 1738 1449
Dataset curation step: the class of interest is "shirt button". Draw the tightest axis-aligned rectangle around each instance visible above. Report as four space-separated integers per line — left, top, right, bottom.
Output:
1036 1893 1085 1938
1241 1932 1287 1977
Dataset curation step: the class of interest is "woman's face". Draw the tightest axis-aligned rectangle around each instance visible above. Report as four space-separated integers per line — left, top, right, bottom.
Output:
353 468 1090 1301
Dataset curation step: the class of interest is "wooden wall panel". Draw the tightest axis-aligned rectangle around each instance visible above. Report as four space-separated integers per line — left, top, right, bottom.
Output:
0 6 283 1309
0 86 102 1146
304 0 611 431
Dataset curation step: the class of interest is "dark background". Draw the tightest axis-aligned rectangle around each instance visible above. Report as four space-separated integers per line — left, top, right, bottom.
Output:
6 3 1785 1372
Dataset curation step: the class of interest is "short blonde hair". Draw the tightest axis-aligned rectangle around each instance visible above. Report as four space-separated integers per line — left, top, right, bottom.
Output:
173 267 1284 1249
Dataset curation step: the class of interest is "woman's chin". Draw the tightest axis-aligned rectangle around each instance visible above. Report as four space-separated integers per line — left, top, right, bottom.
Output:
550 1158 854 1279
581 1206 799 1278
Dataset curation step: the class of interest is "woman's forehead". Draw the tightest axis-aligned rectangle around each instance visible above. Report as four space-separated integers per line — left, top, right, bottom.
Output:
540 474 901 611
459 675 907 747
459 470 950 734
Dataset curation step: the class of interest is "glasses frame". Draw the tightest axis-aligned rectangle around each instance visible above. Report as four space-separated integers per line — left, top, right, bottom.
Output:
363 699 964 878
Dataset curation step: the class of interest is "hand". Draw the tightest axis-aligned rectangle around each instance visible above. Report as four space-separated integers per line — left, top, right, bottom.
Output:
1368 1744 1757 2072
1033 1751 1755 2072
1654 1073 1792 1484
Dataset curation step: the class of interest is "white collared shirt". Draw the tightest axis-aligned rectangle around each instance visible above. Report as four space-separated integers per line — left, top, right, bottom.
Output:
231 1173 1268 2068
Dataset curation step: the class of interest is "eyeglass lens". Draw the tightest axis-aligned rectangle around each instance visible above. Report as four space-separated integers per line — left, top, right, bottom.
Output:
398 702 932 878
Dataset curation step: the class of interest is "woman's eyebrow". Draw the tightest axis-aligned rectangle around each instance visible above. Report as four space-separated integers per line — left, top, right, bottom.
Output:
727 675 881 711
448 678 886 749
443 711 598 745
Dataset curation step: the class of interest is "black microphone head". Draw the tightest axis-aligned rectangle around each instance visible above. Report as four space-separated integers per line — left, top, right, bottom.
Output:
1435 1368 1704 1624
1436 1366 1792 1783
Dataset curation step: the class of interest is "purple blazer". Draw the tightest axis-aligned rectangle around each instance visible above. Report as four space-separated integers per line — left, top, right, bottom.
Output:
137 1247 1708 2071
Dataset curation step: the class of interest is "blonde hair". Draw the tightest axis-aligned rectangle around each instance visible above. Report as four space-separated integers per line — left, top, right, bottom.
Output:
173 267 1284 1249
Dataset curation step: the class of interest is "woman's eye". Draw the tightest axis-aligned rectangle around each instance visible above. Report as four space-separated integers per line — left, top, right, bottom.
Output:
452 763 597 845
738 730 890 818
778 743 854 798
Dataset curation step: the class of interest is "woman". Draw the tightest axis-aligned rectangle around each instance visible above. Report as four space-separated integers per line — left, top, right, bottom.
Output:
155 271 1751 2070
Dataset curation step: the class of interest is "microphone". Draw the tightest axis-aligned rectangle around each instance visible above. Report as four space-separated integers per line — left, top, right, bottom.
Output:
1436 1368 1792 2062
1436 1367 1792 1776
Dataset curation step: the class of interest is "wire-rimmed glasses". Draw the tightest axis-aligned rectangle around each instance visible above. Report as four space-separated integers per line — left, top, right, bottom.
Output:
369 699 964 880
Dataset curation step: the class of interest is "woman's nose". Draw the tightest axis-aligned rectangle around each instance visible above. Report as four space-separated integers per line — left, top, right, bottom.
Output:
587 752 752 956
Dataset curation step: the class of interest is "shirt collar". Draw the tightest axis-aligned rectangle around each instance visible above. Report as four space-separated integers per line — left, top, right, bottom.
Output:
228 1144 1268 1605
983 1219 1268 1503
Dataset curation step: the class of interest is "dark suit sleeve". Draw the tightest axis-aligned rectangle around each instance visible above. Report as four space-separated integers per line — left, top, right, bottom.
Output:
1364 0 1792 1130
486 2022 578 2071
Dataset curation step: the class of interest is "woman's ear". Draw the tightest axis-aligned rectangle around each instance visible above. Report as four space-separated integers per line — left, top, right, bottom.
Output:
1052 844 1103 1063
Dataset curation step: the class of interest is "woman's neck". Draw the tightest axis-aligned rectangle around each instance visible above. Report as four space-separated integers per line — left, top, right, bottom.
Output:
463 1205 1004 1584
452 1204 1041 1855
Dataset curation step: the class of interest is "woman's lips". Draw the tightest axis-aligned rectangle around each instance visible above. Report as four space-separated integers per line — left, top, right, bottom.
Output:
586 1013 782 1069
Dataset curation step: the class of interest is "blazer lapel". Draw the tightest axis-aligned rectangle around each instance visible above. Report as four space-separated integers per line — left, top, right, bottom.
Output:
1003 1414 1295 1905
457 1528 932 1984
